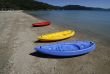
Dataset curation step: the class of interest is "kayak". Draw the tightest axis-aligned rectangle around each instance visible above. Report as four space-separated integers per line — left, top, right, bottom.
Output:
34 40 96 56
32 21 50 27
38 30 75 41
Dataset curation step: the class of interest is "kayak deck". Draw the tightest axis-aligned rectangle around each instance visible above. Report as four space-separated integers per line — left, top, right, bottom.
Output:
38 30 75 41
35 40 96 56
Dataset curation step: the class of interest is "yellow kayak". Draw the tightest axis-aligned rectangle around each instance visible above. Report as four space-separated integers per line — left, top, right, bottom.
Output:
38 30 75 41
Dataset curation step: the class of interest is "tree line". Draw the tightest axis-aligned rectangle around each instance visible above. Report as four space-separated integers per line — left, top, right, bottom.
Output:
0 0 58 10
0 0 109 10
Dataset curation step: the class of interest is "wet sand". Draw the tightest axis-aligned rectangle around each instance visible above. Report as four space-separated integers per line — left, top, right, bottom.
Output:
0 11 110 74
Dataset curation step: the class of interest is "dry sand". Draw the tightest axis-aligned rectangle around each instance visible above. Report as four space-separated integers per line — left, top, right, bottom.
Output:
0 11 110 74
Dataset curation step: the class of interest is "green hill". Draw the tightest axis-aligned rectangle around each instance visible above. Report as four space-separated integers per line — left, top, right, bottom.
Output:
0 0 57 10
0 0 109 10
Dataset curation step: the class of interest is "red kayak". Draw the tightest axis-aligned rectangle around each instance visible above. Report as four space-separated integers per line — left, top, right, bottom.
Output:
32 21 50 27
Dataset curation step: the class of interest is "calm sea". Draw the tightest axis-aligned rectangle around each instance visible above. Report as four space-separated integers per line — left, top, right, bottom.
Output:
29 10 110 39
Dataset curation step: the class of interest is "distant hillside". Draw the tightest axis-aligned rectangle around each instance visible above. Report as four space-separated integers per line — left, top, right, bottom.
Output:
0 0 58 10
61 5 106 10
0 0 109 10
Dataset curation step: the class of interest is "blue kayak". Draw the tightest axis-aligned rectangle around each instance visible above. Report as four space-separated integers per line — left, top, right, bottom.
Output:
34 40 96 56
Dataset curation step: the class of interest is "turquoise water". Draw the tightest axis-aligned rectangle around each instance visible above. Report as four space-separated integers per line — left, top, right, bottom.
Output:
29 10 110 38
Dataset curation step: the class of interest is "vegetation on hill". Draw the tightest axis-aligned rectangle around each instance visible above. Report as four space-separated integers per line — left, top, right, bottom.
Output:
0 0 57 10
0 0 109 10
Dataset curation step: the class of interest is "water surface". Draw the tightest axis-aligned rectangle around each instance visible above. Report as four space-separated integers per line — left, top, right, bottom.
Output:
29 10 110 39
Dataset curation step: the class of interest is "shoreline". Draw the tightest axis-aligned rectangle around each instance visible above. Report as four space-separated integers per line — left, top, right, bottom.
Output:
26 11 110 45
26 10 110 43
0 11 110 74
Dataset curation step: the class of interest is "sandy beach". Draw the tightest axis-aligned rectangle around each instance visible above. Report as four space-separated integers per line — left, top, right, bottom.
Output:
0 11 110 74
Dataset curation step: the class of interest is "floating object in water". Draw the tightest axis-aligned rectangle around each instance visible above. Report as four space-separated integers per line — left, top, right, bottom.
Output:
34 40 96 56
38 30 75 41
